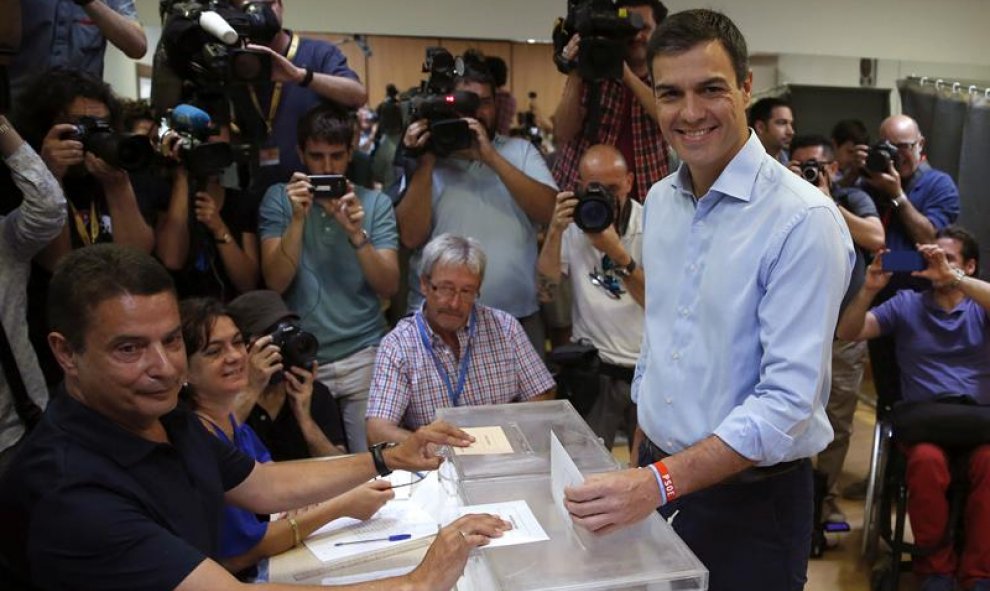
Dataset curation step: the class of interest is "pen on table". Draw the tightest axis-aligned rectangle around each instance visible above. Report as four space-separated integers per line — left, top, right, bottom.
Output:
334 534 412 546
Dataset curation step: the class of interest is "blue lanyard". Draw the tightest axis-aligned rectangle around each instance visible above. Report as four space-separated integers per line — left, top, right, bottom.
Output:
415 309 476 407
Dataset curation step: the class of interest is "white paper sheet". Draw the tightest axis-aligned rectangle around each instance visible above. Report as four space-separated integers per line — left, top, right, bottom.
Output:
453 425 514 455
451 500 549 548
550 429 585 517
304 501 437 563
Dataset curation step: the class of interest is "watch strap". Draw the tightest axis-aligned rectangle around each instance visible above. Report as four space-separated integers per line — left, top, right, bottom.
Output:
370 442 394 476
616 257 637 278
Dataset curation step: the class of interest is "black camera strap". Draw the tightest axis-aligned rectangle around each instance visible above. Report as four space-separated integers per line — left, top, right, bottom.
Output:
583 82 603 141
0 316 42 431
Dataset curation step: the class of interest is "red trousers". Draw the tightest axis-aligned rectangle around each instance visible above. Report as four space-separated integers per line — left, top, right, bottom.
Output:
906 443 990 587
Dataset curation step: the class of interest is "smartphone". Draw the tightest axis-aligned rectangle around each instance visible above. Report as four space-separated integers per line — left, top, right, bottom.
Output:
308 174 348 199
881 250 925 273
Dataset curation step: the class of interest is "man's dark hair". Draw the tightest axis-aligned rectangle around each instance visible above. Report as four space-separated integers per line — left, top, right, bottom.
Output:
790 134 835 160
937 225 980 274
178 297 228 356
831 119 869 147
121 99 155 134
456 49 495 96
485 56 508 88
647 9 748 88
748 97 790 127
296 104 355 151
48 244 176 352
12 67 122 150
617 0 669 25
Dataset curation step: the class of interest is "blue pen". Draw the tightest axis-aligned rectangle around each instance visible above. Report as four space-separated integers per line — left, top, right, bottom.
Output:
334 534 413 546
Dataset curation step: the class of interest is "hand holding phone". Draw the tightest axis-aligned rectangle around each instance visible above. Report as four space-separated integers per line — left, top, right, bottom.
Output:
881 250 926 273
308 174 348 199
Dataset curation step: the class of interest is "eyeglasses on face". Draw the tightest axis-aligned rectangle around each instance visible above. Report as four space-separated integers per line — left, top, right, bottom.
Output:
428 281 479 303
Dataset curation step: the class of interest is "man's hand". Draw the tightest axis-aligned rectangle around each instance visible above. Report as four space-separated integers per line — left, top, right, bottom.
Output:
286 172 314 219
407 514 512 591
464 117 496 164
247 335 282 393
339 479 395 521
564 467 661 535
245 43 305 84
284 362 317 418
864 250 893 293
550 191 578 233
865 161 903 200
587 224 623 259
914 242 958 286
787 161 832 199
331 188 365 239
384 420 475 472
193 191 224 234
403 119 433 152
561 33 581 67
85 152 128 187
41 124 85 179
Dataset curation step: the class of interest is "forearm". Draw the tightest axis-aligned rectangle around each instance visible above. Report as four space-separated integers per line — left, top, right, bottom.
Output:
155 178 191 269
104 181 154 252
896 199 936 244
661 435 754 499
486 152 556 223
621 269 645 308
366 417 413 445
261 222 304 293
300 70 368 108
1 124 67 257
839 208 885 252
215 232 260 293
354 247 399 298
958 275 990 312
178 558 418 591
552 74 586 143
835 287 878 341
83 1 146 58
536 227 564 303
622 66 658 123
229 456 378 515
394 164 433 249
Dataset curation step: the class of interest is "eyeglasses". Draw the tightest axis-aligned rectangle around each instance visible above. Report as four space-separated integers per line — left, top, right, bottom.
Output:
893 141 920 152
428 282 479 303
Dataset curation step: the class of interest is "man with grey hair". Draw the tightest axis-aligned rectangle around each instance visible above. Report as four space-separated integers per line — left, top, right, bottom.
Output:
366 234 555 443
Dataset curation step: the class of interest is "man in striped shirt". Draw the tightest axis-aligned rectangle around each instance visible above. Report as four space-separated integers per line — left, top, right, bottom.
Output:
366 234 555 444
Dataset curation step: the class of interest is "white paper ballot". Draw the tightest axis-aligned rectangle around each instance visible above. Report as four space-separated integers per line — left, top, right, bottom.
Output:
452 500 550 548
304 501 437 563
453 425 514 455
550 430 585 517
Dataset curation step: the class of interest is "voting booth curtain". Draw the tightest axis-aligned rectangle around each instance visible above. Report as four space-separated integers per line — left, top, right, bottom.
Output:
899 79 990 276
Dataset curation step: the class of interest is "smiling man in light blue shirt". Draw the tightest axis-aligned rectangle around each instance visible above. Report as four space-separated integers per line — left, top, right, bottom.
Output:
564 9 853 591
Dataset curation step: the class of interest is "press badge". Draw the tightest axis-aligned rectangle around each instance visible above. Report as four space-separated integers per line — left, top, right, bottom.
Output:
258 147 280 167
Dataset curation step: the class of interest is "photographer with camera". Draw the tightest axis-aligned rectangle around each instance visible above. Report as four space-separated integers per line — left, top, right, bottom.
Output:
259 105 398 453
155 119 260 300
537 145 644 452
226 289 347 459
787 134 884 524
396 50 557 354
552 0 669 203
13 68 155 385
229 0 367 196
830 118 869 188
9 0 146 104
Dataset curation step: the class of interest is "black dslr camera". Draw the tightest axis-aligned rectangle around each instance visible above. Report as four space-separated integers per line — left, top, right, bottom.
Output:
408 47 479 157
268 320 318 384
71 116 153 171
574 182 616 233
553 0 644 81
798 159 824 186
865 140 900 175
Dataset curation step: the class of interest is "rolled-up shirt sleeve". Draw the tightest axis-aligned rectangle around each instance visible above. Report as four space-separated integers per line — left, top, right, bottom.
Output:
714 206 852 465
2 142 66 260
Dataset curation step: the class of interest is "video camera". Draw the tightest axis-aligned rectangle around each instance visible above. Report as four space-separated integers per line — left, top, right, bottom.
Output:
552 0 644 81
407 47 480 157
865 140 900 175
157 104 234 180
70 116 154 171
574 182 617 233
268 319 318 385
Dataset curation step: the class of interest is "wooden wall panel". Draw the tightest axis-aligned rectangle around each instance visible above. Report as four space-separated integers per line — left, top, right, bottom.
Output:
510 42 566 129
366 36 441 106
299 32 368 87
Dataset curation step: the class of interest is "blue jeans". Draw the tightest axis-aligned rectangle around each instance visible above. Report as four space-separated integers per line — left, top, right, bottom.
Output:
640 444 813 591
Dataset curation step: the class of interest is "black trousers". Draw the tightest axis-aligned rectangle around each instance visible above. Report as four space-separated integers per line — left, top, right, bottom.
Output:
640 442 813 591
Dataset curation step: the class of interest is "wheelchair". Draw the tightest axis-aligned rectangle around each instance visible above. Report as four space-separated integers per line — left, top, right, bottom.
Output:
860 396 988 591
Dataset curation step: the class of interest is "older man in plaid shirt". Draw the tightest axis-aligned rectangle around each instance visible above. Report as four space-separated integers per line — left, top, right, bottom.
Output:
366 234 555 444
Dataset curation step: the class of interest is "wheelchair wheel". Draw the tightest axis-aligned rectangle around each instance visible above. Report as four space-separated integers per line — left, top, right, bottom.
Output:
862 421 893 561
810 528 826 559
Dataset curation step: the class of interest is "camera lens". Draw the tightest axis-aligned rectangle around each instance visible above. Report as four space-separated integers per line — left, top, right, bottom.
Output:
575 198 613 233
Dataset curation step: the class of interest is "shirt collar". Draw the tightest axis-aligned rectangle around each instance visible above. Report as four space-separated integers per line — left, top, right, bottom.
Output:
51 387 190 468
671 131 764 204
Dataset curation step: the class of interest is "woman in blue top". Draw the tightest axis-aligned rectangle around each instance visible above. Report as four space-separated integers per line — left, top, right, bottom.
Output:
179 298 394 580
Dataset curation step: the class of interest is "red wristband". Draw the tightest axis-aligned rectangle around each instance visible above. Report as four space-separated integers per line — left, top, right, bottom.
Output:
653 460 678 502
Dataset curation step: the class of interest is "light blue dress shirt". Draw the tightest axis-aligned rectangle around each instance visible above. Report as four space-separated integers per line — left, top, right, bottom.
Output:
633 132 854 467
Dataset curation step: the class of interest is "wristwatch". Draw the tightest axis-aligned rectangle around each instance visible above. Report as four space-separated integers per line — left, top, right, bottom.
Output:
369 441 398 477
890 194 907 209
614 258 637 278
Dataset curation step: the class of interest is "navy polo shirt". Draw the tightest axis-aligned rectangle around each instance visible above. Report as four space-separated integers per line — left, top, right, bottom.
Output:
0 392 256 591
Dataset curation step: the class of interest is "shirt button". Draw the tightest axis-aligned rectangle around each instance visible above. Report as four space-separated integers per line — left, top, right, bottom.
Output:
687 264 697 273
679 307 689 317
667 440 674 449
665 397 672 405
671 351 680 361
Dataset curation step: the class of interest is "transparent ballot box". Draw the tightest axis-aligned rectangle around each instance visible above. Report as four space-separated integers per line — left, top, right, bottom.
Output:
437 401 709 591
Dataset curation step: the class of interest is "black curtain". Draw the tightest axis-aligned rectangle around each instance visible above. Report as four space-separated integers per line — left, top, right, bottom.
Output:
899 81 990 276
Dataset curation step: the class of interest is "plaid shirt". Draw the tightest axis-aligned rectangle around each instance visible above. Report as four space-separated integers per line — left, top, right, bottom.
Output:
552 77 669 202
367 305 555 430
